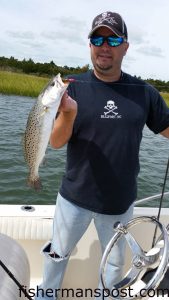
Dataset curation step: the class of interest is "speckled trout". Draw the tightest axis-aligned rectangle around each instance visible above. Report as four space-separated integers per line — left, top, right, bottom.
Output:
23 74 69 190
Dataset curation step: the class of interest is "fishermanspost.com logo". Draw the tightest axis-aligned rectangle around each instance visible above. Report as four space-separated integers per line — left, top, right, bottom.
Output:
18 285 169 299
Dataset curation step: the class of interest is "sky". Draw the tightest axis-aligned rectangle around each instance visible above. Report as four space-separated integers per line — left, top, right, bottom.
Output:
0 0 169 81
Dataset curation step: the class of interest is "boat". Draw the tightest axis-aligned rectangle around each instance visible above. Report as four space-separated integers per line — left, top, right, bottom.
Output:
0 192 169 299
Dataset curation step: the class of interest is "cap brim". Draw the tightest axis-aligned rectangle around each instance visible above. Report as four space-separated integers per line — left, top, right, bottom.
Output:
88 24 123 38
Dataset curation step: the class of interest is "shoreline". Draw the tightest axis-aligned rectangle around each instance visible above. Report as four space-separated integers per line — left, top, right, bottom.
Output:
0 70 169 106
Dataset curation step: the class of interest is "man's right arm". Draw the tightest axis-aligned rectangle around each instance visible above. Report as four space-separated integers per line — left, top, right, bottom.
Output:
50 92 77 149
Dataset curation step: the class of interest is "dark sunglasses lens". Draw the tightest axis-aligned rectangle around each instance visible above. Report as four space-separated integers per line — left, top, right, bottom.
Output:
90 36 124 47
107 37 124 47
90 37 104 46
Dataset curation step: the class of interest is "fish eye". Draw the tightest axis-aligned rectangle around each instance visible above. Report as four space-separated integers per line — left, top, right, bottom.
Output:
51 82 55 87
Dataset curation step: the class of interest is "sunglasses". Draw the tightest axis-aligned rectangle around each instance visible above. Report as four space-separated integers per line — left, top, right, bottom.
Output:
90 36 126 47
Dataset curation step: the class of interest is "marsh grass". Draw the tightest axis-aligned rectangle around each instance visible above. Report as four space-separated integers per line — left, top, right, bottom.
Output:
161 92 169 107
0 71 49 97
0 71 169 106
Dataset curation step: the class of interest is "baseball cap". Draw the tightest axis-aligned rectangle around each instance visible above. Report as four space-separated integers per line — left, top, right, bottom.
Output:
88 11 128 40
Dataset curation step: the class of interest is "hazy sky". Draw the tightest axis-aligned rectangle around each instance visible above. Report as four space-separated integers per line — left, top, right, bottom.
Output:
0 0 169 80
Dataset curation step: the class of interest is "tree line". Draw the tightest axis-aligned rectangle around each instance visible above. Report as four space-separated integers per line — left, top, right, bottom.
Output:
0 56 169 92
0 56 90 77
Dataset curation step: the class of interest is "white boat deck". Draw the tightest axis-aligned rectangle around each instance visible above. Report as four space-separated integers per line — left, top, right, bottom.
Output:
0 204 169 299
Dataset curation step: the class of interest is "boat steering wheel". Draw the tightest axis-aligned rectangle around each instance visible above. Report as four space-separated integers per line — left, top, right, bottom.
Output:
100 216 169 299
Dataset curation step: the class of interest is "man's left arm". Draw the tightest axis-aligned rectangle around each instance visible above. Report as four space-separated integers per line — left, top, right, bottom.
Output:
160 127 169 138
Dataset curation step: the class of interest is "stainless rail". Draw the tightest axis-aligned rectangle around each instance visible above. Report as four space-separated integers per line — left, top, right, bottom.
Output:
135 191 169 205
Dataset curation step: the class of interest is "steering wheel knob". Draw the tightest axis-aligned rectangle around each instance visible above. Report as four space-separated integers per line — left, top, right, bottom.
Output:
132 255 145 268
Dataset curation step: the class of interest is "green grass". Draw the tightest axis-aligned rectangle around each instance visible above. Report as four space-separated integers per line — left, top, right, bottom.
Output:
0 71 169 106
161 92 169 107
0 71 49 97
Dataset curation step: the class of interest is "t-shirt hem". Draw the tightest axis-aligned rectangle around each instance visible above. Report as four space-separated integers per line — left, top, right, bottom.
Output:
59 190 133 215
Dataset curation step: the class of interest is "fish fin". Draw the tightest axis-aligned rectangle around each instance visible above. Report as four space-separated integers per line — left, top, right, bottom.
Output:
27 176 43 191
40 106 49 117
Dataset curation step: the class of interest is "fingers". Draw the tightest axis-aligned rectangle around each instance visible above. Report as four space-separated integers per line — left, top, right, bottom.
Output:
59 91 77 113
61 90 68 101
61 91 74 104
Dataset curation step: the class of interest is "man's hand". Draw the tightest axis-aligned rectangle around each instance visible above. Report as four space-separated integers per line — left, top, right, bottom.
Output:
50 91 77 149
58 91 77 114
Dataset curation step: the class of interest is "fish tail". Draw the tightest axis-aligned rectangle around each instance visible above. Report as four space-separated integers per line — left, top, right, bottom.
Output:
27 175 42 191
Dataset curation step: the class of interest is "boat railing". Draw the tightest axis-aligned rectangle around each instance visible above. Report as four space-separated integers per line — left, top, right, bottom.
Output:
135 191 169 205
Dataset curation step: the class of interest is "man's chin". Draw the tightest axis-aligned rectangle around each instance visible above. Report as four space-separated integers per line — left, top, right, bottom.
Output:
95 63 112 72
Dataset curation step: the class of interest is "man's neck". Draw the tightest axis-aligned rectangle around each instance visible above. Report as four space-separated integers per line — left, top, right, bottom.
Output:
93 69 122 82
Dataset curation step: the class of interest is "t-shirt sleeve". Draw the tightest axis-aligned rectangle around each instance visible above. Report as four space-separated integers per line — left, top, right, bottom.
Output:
146 86 169 134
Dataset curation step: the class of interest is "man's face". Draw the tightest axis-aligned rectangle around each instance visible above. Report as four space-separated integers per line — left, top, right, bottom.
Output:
90 27 129 77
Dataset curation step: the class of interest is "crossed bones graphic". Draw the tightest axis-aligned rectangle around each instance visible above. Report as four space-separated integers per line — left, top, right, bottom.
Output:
104 100 118 116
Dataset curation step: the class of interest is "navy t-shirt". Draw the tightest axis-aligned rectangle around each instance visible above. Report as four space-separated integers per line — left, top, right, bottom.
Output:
59 71 169 214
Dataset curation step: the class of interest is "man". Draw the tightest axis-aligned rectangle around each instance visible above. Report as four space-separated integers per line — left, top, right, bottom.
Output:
35 11 169 300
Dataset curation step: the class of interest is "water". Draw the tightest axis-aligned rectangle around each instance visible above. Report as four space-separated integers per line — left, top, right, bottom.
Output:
0 94 168 207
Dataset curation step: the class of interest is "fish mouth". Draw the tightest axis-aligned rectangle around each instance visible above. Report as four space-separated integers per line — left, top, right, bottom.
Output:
62 78 71 84
49 73 71 89
40 73 70 102
54 73 69 88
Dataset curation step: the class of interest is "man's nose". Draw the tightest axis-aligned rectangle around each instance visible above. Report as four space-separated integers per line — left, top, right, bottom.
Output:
101 40 110 49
